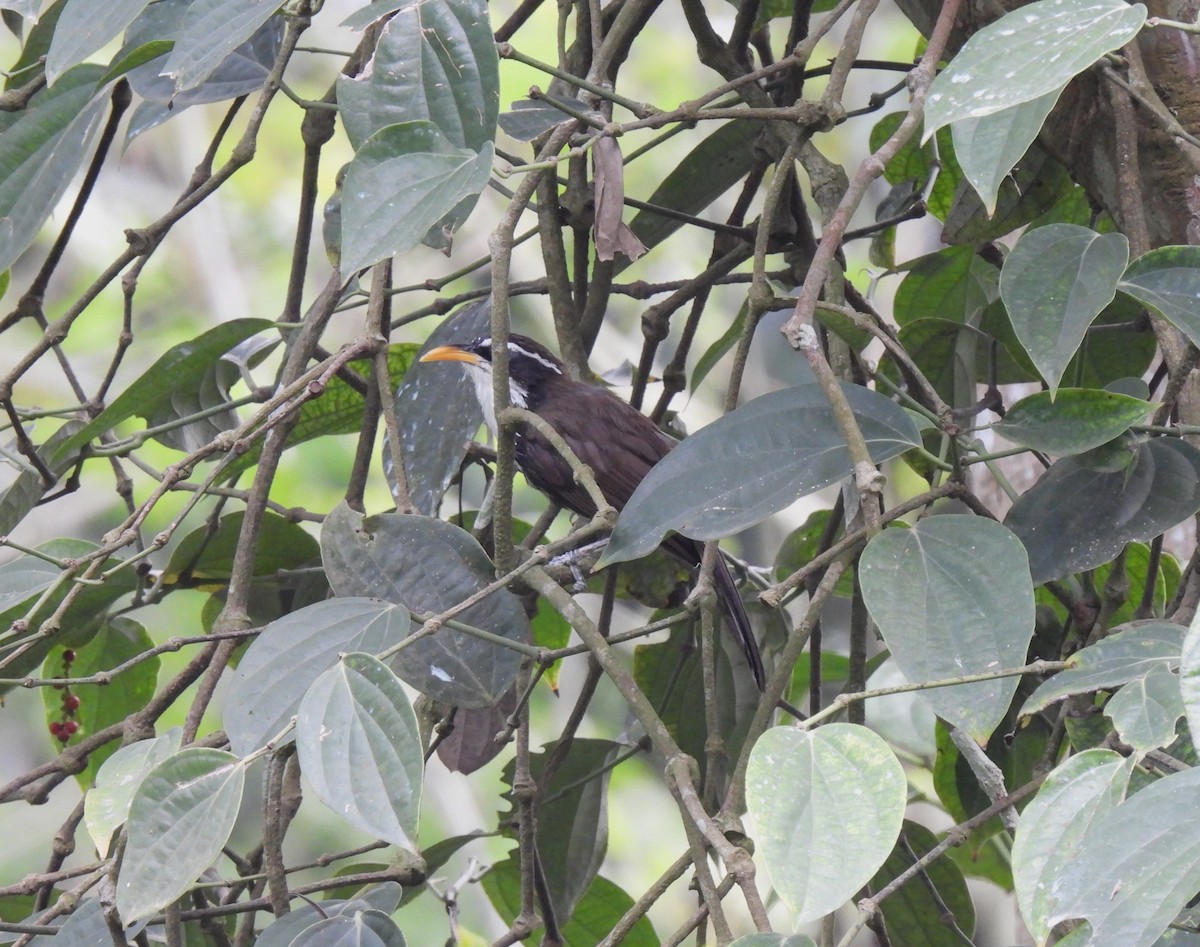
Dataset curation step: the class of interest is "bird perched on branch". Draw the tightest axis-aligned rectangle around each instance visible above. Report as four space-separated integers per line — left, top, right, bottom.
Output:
420 333 766 689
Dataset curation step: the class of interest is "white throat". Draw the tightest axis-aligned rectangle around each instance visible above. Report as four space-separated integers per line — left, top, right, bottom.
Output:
464 362 528 440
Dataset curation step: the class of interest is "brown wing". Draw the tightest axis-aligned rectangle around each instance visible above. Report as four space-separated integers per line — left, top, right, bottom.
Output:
515 376 766 688
514 376 674 518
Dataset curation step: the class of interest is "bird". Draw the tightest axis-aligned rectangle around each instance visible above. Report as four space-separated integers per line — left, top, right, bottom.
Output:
420 333 766 689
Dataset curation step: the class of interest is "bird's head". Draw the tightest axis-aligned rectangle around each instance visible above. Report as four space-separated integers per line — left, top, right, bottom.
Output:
420 334 565 435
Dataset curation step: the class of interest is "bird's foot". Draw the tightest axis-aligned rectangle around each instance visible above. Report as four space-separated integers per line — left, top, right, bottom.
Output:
546 539 609 591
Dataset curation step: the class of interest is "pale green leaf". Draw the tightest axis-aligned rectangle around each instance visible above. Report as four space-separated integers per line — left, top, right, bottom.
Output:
297 653 424 850
1012 749 1134 941
999 224 1129 392
925 0 1146 135
116 748 245 923
746 725 906 924
859 516 1035 742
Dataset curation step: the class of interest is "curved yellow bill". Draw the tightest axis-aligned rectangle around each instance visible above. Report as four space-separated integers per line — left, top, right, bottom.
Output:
419 345 481 365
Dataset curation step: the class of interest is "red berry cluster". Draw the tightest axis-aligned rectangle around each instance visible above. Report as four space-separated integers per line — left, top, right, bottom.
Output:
48 649 81 745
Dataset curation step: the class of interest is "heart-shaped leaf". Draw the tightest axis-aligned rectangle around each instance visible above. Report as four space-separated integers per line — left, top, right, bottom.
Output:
1005 438 1200 584
321 504 528 707
117 748 246 923
925 0 1145 136
225 597 410 755
1118 245 1200 349
746 725 906 924
1000 224 1129 392
859 515 1035 741
297 653 424 850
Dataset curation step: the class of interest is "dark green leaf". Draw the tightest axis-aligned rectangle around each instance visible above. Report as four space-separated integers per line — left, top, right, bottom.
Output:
892 246 998 327
774 509 855 597
222 344 414 482
0 540 137 694
117 748 245 923
877 318 995 410
62 318 272 454
225 598 410 756
1005 438 1200 584
999 224 1129 392
626 120 765 262
860 515 1035 741
340 122 493 273
482 851 659 947
501 739 621 921
164 510 319 585
870 113 963 220
338 0 498 152
995 388 1153 455
321 504 528 708
870 821 975 947
941 146 1074 245
1118 245 1200 349
601 384 921 566
690 302 748 393
1093 541 1175 628
97 39 173 85
981 292 1157 392
4 0 65 91
634 623 753 787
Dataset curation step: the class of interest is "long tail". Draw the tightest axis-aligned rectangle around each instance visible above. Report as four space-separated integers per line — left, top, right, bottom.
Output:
713 554 766 690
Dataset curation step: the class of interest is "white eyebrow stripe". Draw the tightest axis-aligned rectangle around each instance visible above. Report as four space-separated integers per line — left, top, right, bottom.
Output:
510 343 562 373
478 337 563 375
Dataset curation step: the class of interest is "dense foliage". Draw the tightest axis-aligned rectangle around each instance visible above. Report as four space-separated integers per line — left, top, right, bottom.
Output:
3 0 1200 944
